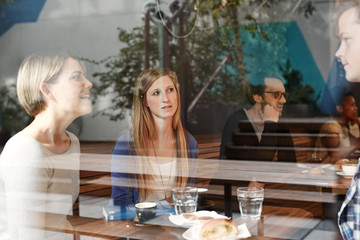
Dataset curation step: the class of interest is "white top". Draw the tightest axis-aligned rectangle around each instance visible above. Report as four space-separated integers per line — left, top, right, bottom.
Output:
244 108 264 142
342 122 360 147
145 159 177 201
316 120 360 149
0 131 80 240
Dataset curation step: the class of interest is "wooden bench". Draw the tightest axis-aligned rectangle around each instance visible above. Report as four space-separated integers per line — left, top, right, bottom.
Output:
196 134 221 159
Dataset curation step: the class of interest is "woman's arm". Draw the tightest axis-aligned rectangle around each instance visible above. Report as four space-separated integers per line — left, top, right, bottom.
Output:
1 140 49 239
186 132 198 159
185 133 198 185
111 133 138 206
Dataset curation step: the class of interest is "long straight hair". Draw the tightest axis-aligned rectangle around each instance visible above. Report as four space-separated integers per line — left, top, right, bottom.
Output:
132 68 189 201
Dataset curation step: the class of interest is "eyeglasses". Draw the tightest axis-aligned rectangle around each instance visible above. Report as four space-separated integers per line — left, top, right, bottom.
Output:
263 91 289 99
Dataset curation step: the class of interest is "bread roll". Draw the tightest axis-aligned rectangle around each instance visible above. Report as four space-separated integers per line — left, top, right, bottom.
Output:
335 159 351 170
199 219 238 239
308 168 322 175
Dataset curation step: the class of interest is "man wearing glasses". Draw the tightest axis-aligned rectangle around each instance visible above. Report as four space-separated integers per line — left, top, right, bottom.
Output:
220 74 296 162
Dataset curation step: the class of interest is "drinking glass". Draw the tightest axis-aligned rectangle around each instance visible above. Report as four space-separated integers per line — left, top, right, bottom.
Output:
172 187 198 215
310 152 322 163
237 187 264 220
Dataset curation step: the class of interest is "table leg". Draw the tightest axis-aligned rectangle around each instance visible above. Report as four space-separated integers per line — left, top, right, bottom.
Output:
258 217 264 236
224 183 232 218
73 233 80 240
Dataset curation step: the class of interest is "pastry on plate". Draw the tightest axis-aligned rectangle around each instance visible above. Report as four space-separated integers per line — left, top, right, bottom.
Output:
335 159 351 170
199 219 238 239
308 167 323 175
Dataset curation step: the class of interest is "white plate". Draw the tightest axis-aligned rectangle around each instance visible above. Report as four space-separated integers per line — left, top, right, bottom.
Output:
169 211 228 227
298 163 333 169
301 168 324 174
297 163 312 169
336 171 354 179
182 223 251 240
198 188 208 193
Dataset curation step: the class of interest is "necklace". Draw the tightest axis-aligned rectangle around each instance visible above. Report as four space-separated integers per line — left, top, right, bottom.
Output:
151 140 174 200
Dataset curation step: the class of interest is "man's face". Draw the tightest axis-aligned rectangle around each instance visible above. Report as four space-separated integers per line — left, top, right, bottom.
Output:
335 7 360 82
261 78 287 114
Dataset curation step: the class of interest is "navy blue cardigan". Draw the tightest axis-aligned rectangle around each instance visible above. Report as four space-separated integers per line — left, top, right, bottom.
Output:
110 131 198 207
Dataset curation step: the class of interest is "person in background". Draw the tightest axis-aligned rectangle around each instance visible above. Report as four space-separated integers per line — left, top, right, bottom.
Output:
315 92 360 164
335 1 360 239
111 68 198 207
0 54 93 239
220 73 296 162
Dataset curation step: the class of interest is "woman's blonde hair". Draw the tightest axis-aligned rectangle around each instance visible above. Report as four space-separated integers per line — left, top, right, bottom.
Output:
333 0 360 28
16 54 71 116
132 68 189 201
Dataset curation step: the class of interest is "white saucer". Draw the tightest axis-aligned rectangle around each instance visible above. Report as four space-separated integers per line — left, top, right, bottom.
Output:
336 171 354 179
197 188 208 193
301 168 324 175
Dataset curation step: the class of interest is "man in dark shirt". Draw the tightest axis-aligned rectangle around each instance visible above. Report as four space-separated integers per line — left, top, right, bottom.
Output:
220 74 296 162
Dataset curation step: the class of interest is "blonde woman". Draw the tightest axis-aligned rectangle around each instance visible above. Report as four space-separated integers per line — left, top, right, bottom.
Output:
0 54 92 239
111 68 198 207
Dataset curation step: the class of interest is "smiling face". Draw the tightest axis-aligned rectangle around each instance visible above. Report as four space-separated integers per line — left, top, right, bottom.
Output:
340 95 358 122
261 77 287 114
47 57 93 117
145 75 178 120
335 7 360 82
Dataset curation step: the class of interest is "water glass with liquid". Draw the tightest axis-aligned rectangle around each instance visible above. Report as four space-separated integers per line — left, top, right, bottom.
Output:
237 187 264 220
172 187 198 215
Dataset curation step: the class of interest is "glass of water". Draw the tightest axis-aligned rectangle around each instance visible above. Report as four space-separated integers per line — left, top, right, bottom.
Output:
172 187 198 215
237 187 264 220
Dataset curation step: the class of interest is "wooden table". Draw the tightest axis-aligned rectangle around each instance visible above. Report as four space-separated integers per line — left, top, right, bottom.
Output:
63 205 317 240
80 154 349 218
194 159 346 217
11 153 343 239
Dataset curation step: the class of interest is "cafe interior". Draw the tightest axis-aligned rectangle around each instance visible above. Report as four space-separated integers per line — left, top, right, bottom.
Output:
0 0 359 239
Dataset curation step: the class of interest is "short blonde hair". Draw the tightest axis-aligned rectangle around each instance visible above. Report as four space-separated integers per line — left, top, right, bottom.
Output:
16 54 70 116
333 1 360 27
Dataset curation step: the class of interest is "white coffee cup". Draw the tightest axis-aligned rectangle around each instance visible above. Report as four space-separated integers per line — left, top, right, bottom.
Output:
135 202 157 222
342 164 357 175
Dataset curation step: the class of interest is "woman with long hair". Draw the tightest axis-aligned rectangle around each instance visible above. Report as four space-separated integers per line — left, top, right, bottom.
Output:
0 54 92 239
111 68 198 206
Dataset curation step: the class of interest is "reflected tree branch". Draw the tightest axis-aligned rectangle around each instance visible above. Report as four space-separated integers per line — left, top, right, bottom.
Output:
186 53 231 123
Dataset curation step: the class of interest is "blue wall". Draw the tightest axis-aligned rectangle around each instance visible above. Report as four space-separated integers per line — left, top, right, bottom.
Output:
241 21 325 105
0 0 46 37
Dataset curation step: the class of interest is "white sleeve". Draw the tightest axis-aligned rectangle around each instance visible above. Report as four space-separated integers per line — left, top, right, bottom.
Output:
1 138 50 240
